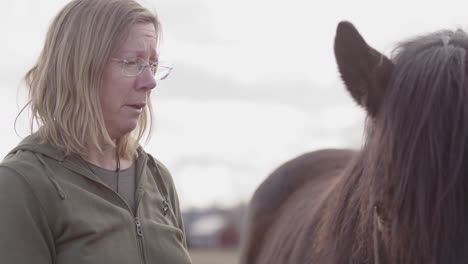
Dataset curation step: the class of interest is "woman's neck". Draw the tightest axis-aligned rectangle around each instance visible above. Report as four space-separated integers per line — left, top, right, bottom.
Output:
82 144 134 170
83 145 119 170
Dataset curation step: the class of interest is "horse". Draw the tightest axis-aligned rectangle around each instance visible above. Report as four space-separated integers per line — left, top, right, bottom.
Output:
240 21 468 264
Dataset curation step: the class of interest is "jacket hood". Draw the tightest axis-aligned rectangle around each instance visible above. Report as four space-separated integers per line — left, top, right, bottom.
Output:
7 133 148 200
8 134 67 162
6 133 149 201
7 134 75 200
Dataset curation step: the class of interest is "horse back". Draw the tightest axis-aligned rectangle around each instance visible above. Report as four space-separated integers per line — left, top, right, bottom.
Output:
240 148 356 264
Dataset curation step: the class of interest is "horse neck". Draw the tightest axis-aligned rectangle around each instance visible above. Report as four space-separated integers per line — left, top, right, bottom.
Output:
313 156 376 263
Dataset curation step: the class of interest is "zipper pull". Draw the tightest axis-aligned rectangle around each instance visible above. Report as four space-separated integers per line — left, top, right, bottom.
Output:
134 217 143 237
162 195 170 216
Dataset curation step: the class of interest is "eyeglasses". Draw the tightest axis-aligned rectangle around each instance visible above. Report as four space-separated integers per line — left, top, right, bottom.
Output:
111 57 173 80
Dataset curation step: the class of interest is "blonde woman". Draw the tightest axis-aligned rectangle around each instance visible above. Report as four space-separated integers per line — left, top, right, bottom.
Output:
0 0 192 263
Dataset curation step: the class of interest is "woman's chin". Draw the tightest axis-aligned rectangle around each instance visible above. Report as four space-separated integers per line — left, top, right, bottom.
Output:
109 122 139 139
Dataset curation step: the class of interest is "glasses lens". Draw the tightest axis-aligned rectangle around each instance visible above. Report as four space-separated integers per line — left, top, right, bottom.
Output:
155 68 166 80
118 57 172 79
156 66 172 80
149 63 158 76
121 57 144 76
155 62 173 80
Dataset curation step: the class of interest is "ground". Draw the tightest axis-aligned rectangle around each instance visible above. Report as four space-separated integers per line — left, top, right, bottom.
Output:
189 248 239 264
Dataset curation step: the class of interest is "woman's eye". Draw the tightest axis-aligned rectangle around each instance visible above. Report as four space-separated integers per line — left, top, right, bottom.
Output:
124 60 138 66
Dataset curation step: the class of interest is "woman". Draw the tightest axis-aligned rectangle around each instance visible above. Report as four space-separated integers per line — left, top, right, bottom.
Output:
0 0 192 263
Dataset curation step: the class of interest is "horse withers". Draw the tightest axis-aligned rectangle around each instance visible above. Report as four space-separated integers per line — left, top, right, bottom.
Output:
240 21 468 264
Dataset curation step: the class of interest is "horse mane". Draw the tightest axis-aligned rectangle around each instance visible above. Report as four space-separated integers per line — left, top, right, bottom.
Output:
312 150 375 263
318 29 468 263
371 30 468 263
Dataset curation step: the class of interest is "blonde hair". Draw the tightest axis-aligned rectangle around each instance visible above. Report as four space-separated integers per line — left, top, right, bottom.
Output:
23 0 160 159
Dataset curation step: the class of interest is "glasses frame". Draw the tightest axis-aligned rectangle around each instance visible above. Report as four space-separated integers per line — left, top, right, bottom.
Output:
110 57 173 80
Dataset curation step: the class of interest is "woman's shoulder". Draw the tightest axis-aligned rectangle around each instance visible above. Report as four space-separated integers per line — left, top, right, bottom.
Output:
0 148 56 208
140 151 180 199
148 154 170 173
1 148 45 177
0 138 63 194
2 134 64 169
144 153 173 182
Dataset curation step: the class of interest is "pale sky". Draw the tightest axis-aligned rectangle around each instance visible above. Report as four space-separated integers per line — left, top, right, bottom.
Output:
1 0 468 209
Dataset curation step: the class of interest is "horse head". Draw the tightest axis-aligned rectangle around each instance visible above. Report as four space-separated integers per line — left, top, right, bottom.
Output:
335 21 468 263
241 21 468 264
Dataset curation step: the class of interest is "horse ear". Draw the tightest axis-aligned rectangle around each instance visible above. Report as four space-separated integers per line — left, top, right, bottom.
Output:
334 21 394 117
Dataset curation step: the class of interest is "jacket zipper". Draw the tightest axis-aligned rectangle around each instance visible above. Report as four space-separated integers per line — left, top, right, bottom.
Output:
134 216 146 264
135 217 144 236
98 183 147 264
64 158 148 264
134 189 146 264
100 182 147 264
105 186 147 264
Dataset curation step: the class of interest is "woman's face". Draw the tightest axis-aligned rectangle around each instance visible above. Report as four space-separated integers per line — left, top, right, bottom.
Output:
100 23 157 139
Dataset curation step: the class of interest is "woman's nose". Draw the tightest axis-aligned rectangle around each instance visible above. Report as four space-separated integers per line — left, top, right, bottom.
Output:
136 67 157 90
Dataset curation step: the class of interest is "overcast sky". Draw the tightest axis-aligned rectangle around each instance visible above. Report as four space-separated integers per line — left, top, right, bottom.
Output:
1 0 468 209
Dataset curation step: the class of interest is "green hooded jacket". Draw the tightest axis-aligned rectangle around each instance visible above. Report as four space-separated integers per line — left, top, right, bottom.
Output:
0 134 192 264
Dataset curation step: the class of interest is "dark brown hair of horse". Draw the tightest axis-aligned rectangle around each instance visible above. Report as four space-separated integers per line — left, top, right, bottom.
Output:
371 30 468 263
319 29 468 264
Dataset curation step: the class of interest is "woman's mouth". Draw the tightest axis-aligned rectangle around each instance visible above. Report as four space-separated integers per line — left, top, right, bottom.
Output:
126 103 146 112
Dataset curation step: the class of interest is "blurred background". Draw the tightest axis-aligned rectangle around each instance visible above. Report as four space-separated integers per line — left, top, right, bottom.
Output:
2 0 468 262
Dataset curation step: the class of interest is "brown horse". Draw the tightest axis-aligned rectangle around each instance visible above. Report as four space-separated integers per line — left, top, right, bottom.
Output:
240 21 468 264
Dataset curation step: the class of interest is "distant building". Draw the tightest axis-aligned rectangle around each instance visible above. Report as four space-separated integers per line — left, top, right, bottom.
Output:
183 206 244 248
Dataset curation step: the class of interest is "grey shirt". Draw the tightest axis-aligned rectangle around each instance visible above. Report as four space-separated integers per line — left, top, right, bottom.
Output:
86 161 136 212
